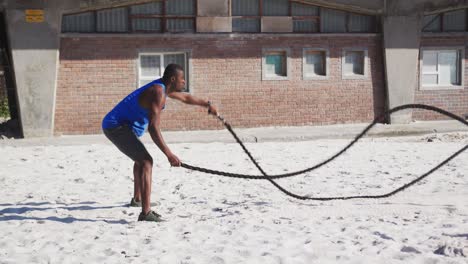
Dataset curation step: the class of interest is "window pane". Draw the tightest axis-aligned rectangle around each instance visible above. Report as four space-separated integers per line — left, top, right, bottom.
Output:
140 79 154 87
344 51 364 75
443 9 466 32
164 53 188 91
291 3 319 16
422 74 438 85
305 51 325 76
97 7 128 32
140 55 161 77
422 14 441 32
422 51 438 72
164 54 185 69
439 51 460 85
293 19 319 33
232 0 259 16
166 19 194 32
232 18 260 32
132 18 162 31
265 53 286 77
166 0 195 15
348 14 375 33
263 0 289 16
130 2 162 15
62 12 95 33
321 8 346 33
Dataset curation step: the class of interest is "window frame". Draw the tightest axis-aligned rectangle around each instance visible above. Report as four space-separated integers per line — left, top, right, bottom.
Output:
62 0 197 34
341 48 369 80
262 48 291 81
302 48 329 80
419 47 465 90
137 50 191 92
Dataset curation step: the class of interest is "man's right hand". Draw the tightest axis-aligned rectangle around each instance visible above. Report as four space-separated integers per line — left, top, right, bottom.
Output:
167 152 181 167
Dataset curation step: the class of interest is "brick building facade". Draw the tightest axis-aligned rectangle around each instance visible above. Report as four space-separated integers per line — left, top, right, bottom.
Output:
56 34 385 134
3 0 468 137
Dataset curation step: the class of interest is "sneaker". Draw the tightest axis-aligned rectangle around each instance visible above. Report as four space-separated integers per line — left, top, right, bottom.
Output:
138 210 164 222
129 198 141 207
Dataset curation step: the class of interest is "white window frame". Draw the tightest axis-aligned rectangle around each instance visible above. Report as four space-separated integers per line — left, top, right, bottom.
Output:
137 51 190 92
419 47 465 90
303 48 329 80
341 48 368 80
262 48 291 81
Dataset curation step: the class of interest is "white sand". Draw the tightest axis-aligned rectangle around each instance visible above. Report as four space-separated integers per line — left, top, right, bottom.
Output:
0 133 467 263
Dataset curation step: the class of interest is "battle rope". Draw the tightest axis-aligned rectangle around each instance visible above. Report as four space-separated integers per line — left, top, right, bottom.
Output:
181 104 468 200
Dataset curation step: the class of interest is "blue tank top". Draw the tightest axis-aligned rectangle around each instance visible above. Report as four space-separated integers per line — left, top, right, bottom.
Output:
102 79 166 137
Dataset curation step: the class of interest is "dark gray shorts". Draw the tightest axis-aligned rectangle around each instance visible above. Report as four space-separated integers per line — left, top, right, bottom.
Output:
103 125 150 162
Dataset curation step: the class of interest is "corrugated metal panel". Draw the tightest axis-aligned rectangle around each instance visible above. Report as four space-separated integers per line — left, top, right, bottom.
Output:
167 18 194 32
263 0 289 16
130 2 162 15
232 0 259 16
232 18 260 32
132 18 162 31
291 3 318 16
166 0 195 16
443 9 466 32
97 7 128 32
62 12 95 32
293 20 318 32
348 14 374 32
321 8 346 33
422 14 441 32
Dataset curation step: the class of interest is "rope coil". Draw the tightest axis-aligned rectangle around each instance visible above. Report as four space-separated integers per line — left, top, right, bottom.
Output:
181 104 468 200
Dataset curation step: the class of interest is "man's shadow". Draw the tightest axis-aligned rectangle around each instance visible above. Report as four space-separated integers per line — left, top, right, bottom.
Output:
0 201 130 224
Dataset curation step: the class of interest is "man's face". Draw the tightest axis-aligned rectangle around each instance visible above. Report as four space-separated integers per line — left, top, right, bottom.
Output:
172 70 186 92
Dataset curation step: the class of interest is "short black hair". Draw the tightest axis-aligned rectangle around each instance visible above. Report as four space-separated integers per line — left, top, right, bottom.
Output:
162 64 184 81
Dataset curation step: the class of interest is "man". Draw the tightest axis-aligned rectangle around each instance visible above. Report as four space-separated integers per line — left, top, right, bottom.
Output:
102 64 218 222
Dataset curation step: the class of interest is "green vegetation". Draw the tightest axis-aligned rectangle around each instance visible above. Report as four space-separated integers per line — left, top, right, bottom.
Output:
0 98 10 119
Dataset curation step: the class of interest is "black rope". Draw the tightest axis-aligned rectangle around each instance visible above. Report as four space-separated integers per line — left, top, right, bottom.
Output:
181 104 468 200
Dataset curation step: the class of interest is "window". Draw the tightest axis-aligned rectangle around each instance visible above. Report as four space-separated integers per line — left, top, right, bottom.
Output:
62 0 196 33
421 48 463 89
232 0 261 32
342 49 368 79
422 9 467 32
262 49 289 80
231 1 377 33
303 49 328 79
291 2 319 33
138 52 189 91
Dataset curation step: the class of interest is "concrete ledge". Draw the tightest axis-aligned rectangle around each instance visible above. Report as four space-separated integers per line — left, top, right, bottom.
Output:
1 120 467 147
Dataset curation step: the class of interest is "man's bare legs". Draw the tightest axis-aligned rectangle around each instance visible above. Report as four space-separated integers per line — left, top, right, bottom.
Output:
138 158 153 214
133 162 142 203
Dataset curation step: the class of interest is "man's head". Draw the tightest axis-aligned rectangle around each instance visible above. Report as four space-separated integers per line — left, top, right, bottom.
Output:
162 64 186 92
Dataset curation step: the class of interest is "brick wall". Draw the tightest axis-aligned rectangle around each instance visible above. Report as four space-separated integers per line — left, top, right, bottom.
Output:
415 35 468 120
55 34 385 135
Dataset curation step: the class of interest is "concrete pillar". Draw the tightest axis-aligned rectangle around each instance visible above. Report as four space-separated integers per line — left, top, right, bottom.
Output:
383 14 422 124
5 1 62 137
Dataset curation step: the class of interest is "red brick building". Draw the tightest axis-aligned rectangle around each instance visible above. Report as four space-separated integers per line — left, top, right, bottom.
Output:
2 0 468 137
